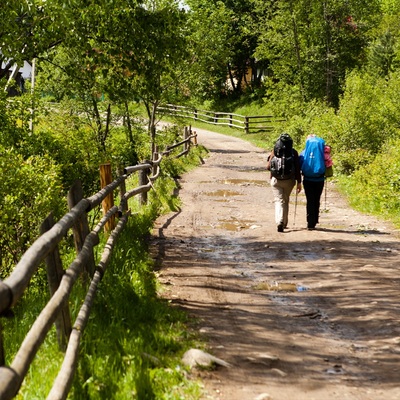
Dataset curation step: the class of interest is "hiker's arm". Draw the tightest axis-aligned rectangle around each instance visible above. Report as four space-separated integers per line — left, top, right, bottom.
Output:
266 151 273 171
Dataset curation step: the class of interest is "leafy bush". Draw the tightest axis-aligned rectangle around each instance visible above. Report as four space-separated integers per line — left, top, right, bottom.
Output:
0 92 31 149
0 147 64 274
340 137 400 226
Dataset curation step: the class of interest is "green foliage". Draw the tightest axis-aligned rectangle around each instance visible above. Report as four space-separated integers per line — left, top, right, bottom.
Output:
32 101 105 195
254 0 381 107
367 30 398 76
0 92 32 147
33 98 151 195
186 0 266 101
185 0 233 100
0 147 64 274
337 137 400 227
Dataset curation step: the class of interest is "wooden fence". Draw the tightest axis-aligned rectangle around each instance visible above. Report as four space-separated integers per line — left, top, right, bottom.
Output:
0 126 197 400
158 103 284 134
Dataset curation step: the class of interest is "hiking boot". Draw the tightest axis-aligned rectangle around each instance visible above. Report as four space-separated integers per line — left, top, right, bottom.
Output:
277 224 284 232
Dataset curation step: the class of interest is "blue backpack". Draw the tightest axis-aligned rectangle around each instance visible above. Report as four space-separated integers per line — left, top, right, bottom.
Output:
300 136 326 179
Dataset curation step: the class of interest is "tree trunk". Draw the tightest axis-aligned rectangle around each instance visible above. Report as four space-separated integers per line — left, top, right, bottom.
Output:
227 63 237 92
92 98 104 150
104 103 111 148
289 1 305 101
150 102 158 156
124 101 134 144
323 1 334 106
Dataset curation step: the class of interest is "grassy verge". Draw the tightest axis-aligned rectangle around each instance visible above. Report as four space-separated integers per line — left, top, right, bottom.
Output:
71 212 203 400
166 114 282 152
4 144 208 399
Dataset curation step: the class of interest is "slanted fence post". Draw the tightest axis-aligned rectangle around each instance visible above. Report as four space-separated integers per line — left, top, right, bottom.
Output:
100 163 115 232
40 213 72 351
67 180 95 278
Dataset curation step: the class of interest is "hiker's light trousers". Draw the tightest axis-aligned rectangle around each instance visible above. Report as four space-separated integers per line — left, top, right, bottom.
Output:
270 177 296 228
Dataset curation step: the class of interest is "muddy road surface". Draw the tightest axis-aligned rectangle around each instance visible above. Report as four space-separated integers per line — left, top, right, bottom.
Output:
151 128 400 400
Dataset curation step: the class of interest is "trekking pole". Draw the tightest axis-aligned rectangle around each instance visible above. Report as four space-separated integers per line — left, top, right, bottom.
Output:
294 190 298 227
324 180 328 210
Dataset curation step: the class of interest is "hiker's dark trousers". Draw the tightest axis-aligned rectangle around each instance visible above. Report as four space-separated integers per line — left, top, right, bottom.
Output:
303 179 325 228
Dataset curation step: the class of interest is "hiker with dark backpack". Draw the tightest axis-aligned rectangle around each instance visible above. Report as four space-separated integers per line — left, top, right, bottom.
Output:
266 133 302 233
299 134 327 230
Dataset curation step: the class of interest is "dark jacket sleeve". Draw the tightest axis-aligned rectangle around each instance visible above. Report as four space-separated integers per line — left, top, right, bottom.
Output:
266 151 273 171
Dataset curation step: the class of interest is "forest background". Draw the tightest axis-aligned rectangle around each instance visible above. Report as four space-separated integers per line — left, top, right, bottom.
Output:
1 0 400 398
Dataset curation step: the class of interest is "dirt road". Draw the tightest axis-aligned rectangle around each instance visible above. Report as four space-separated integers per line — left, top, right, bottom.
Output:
151 128 400 400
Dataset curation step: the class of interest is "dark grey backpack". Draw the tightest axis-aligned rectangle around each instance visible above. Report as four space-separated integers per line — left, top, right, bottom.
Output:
270 133 294 180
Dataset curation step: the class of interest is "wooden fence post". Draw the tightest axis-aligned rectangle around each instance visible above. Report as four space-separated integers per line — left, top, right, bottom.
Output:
193 131 198 146
100 163 115 232
244 116 249 134
184 126 189 153
67 180 95 278
153 146 159 176
40 213 72 351
118 166 127 214
139 162 150 206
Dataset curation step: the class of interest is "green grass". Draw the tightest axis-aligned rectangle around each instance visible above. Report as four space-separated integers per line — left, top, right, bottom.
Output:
70 216 203 400
166 114 281 151
3 144 208 400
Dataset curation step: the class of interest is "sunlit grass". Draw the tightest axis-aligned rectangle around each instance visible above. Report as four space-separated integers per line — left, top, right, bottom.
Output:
4 144 207 399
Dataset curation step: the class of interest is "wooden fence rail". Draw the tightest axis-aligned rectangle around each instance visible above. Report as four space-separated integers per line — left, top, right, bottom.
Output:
158 103 285 134
0 127 197 400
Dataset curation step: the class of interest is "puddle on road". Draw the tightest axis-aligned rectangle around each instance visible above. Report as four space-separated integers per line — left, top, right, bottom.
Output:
216 219 256 231
220 178 268 187
200 179 268 187
236 167 267 173
254 282 309 292
205 190 241 197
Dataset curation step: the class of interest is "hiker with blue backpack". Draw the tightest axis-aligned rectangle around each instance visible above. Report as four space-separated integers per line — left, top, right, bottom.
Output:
266 133 302 233
299 135 332 230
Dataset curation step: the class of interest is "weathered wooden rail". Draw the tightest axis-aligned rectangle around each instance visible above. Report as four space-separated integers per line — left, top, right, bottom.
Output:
158 103 284 134
0 126 197 400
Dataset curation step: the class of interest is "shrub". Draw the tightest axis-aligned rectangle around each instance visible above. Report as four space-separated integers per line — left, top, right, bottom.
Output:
0 147 64 274
342 137 400 226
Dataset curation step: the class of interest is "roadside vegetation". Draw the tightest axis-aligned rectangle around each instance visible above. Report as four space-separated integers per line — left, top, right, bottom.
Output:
1 0 400 398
